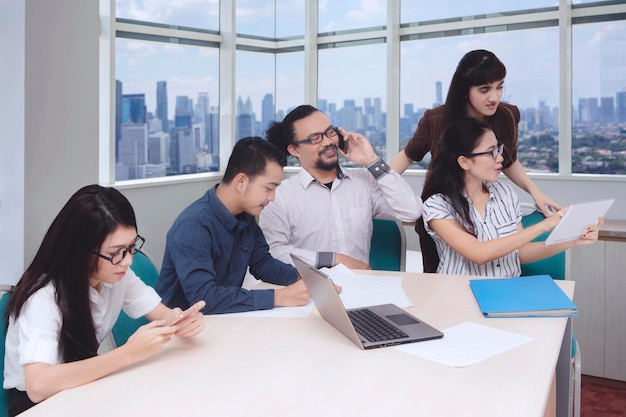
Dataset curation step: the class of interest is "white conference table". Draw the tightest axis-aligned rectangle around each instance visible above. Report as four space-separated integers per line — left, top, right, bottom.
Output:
20 272 573 417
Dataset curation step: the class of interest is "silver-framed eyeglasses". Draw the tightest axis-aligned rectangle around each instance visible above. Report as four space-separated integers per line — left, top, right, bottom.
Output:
92 235 145 265
293 126 338 146
467 143 504 160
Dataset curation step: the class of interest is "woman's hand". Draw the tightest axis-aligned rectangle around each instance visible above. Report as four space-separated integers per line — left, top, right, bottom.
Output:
573 217 604 246
170 300 206 338
124 321 178 362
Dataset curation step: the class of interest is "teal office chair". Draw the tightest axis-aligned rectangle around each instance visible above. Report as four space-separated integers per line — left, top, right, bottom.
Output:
0 285 15 417
111 250 159 347
520 204 580 417
369 219 407 272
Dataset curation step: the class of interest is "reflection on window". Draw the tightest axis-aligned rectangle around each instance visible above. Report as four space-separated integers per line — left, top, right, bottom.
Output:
318 42 386 163
116 0 219 31
115 38 219 180
319 0 386 34
400 28 559 172
400 0 555 24
236 51 274 140
572 21 626 175
237 0 304 39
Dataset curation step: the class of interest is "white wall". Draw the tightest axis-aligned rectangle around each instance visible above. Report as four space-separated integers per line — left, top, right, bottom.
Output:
0 1 25 285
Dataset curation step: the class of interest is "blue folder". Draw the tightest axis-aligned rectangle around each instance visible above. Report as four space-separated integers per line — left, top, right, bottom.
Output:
469 275 578 318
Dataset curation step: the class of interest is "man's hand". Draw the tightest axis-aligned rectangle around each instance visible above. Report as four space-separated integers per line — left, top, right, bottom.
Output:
335 253 370 270
337 128 378 166
274 279 310 307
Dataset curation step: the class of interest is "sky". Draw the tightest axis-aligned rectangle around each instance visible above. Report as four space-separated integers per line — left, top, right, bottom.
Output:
115 0 626 118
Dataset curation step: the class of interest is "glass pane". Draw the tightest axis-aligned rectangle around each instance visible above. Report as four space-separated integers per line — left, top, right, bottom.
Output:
236 50 274 140
115 38 219 180
319 0 386 33
116 0 219 31
276 52 305 120
237 0 304 39
401 0 556 24
318 42 386 164
572 20 626 175
400 28 559 172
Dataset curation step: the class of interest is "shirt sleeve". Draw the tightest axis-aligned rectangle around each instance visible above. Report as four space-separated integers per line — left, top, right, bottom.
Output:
167 219 277 314
367 159 422 223
121 269 162 319
14 287 62 367
247 223 299 285
403 109 436 163
259 192 328 268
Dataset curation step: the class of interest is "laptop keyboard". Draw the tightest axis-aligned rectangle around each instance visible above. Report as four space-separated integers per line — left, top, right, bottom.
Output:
348 308 409 342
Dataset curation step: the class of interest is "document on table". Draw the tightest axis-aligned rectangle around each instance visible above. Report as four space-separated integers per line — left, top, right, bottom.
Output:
322 264 412 309
217 300 315 318
394 322 533 367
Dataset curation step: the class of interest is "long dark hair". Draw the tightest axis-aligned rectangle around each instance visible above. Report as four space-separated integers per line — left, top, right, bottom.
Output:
6 185 137 363
444 50 507 125
422 118 492 236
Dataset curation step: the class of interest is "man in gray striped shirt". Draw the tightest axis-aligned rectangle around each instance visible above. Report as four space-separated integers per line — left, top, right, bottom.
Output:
260 105 421 270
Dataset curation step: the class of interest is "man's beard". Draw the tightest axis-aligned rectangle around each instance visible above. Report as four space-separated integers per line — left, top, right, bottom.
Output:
316 151 339 171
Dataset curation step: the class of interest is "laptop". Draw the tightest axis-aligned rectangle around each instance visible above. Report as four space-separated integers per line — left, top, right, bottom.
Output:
545 198 614 245
291 254 443 350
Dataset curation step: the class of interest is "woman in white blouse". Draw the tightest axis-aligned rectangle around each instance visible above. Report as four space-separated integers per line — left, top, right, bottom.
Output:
421 117 602 276
3 185 205 416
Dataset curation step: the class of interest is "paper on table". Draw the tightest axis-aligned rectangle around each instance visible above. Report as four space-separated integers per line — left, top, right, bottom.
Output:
217 300 315 318
394 322 533 367
322 264 412 309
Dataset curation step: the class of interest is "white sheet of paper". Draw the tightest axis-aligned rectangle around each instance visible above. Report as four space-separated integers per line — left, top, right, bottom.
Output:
322 264 412 309
394 322 534 368
217 300 315 318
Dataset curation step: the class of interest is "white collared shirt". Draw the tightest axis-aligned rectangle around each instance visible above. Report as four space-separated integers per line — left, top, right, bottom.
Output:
260 162 421 267
423 181 522 277
3 269 161 391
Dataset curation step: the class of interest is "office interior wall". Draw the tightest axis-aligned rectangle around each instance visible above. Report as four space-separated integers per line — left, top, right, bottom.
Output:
0 1 26 285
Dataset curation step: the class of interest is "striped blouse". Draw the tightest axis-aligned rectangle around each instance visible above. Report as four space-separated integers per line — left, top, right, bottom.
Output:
423 181 522 277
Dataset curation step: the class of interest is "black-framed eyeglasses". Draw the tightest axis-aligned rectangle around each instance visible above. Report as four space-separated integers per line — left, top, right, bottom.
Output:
92 235 145 265
293 126 338 146
466 143 504 160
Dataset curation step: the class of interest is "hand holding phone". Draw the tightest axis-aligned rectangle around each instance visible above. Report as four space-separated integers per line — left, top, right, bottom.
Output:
170 300 205 326
335 127 347 152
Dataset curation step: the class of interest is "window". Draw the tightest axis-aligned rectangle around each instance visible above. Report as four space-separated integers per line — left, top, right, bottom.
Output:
572 19 626 174
318 42 387 163
400 28 559 172
115 36 219 180
108 1 626 182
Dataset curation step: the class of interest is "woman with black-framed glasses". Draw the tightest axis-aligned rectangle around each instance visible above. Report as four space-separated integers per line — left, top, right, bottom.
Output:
420 118 602 277
3 185 205 416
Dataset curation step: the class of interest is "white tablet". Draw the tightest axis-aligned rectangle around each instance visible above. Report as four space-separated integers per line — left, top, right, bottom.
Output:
545 198 614 245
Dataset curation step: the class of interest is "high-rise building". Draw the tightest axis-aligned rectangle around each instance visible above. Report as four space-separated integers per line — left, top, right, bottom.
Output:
122 94 146 124
156 81 168 133
600 97 615 122
435 81 443 106
617 92 626 122
262 93 274 129
115 80 123 162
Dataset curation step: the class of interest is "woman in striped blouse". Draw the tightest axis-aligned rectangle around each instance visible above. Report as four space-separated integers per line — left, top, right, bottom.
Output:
421 117 602 276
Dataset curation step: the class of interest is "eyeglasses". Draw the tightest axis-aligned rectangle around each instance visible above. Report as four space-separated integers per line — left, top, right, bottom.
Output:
467 143 504 160
293 126 338 146
92 235 145 265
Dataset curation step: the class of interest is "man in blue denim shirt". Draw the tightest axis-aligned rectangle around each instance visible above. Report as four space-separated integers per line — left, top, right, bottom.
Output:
156 137 309 314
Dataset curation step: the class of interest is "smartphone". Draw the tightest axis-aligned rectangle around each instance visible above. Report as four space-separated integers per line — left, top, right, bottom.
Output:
170 302 201 326
335 127 346 152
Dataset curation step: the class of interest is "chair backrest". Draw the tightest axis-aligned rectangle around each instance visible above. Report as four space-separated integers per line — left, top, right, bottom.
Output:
111 250 158 346
369 219 406 272
520 209 566 280
0 285 15 417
